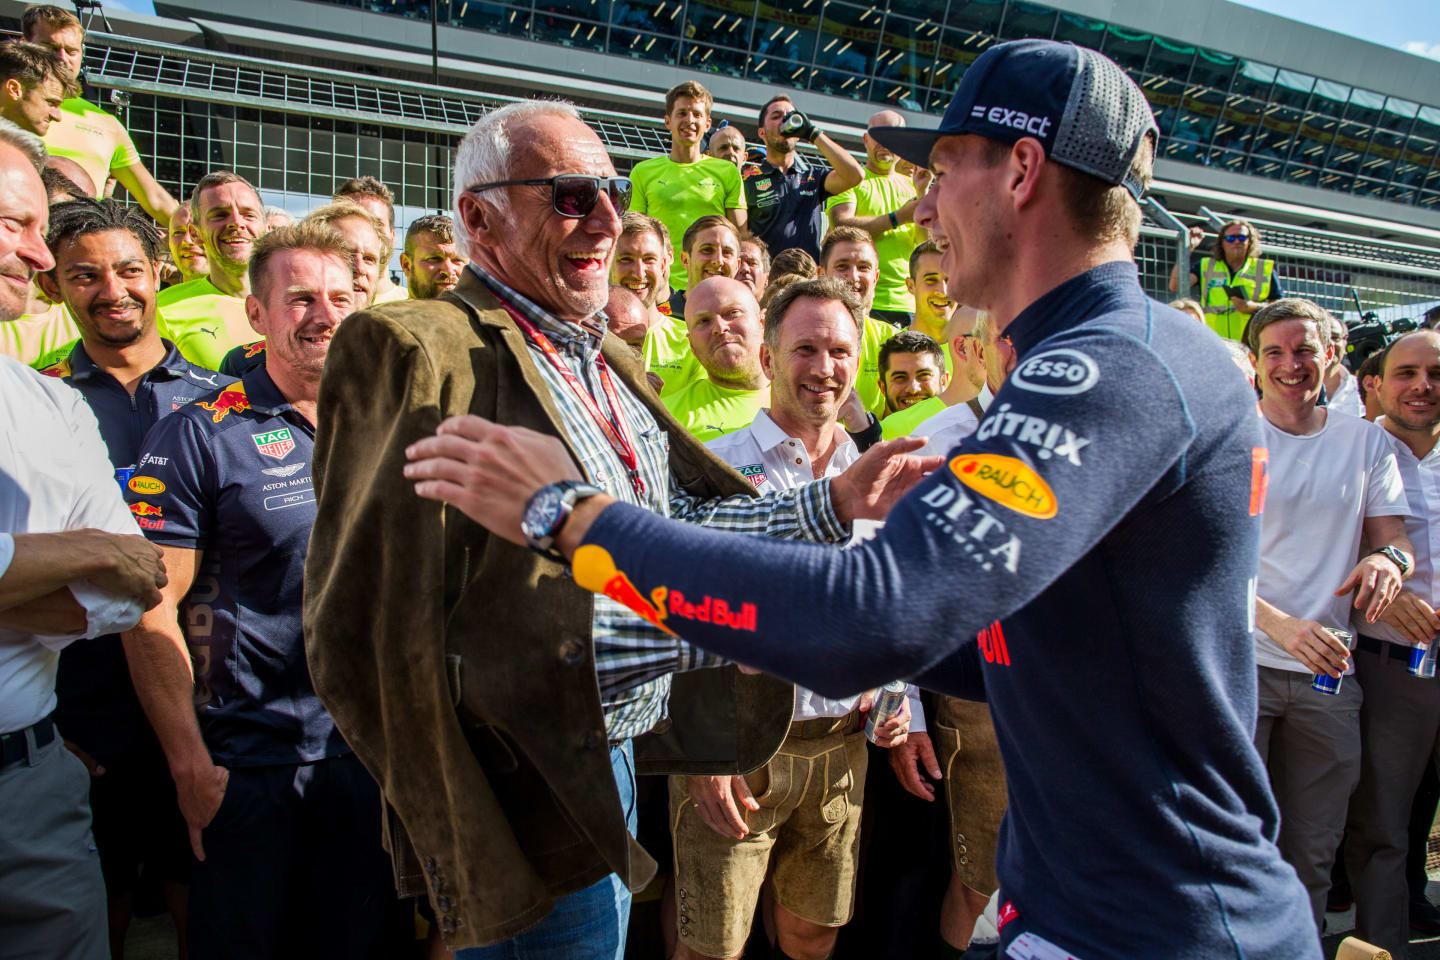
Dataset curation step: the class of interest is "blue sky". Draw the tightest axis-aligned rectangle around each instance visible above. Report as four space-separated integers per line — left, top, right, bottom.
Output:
102 0 1440 61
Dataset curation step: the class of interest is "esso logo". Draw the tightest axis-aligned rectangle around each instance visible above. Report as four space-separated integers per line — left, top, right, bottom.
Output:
1012 348 1100 396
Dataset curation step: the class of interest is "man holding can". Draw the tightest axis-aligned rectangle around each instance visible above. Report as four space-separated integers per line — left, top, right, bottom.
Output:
404 39 1327 958
1345 328 1440 958
1246 297 1412 933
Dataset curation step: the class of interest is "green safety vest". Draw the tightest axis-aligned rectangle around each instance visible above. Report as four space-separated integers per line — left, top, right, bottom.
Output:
1199 256 1274 342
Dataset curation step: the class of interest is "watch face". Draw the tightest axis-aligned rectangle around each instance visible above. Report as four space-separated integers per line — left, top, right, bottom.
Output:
522 486 563 540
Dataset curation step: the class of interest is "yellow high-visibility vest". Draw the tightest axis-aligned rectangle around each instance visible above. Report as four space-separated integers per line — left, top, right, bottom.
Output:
1199 256 1274 342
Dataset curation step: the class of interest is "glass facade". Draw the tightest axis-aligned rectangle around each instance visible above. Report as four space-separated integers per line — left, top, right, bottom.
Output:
310 0 1440 210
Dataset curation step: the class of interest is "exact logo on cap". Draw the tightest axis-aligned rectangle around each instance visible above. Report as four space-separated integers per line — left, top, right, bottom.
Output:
970 104 1052 139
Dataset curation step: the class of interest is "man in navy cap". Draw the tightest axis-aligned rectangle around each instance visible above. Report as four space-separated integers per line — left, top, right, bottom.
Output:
404 40 1319 958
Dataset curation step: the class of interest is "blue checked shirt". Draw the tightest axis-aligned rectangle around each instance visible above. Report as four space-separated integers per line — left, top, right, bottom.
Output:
472 266 849 741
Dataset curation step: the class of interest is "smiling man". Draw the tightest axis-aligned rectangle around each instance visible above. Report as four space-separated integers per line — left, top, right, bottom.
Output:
166 204 208 285
304 99 925 957
117 223 389 959
37 197 234 953
663 275 769 441
155 171 269 370
0 40 70 138
412 40 1326 959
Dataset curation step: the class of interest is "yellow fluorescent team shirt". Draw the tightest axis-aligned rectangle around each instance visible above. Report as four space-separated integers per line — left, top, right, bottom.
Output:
857 315 898 418
645 316 703 398
880 395 947 440
2 302 82 366
661 378 768 442
826 171 918 312
156 277 255 371
370 284 409 305
629 155 745 293
44 98 142 198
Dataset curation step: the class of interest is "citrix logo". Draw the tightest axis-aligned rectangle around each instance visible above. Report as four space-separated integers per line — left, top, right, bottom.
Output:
971 105 1052 138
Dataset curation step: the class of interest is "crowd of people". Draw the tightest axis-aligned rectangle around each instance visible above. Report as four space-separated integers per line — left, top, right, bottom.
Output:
2 8 1439 960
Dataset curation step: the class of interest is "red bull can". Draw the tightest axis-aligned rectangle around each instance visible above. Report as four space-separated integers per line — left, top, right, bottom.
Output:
1409 643 1438 679
865 680 909 744
114 466 135 490
1312 628 1354 695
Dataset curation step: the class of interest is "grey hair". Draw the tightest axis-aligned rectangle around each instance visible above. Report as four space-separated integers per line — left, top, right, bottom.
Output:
451 99 582 257
0 117 46 172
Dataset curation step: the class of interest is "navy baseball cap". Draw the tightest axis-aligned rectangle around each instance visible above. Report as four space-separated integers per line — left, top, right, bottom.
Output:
870 39 1158 200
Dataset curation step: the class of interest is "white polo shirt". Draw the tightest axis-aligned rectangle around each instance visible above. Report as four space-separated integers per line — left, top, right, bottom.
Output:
0 355 145 733
707 409 922 726
1368 418 1440 648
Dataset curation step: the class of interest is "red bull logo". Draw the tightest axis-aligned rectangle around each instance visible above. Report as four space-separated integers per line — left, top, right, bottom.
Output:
243 341 267 358
573 545 674 635
40 358 71 379
668 591 757 631
197 385 250 423
129 501 164 530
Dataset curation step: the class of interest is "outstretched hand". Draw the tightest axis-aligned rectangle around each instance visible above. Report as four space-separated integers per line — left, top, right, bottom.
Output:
830 437 944 523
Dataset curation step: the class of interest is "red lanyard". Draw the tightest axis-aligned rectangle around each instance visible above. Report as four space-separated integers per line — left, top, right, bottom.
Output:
503 303 647 499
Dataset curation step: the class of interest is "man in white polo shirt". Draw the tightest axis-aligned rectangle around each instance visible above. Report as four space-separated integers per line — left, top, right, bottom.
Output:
671 275 911 960
1248 297 1413 931
1346 328 1440 958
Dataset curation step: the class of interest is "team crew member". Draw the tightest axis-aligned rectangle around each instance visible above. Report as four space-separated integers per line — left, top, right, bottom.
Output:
0 118 166 960
1346 330 1440 959
1324 312 1364 417
665 213 741 322
673 276 911 960
0 39 71 138
156 171 268 369
121 223 393 959
305 200 388 309
881 308 989 440
906 240 955 360
166 204 208 284
826 110 923 327
612 211 695 391
631 81 746 292
1246 297 1411 931
735 232 769 299
815 225 896 417
875 330 945 417
1170 217 1283 341
23 5 178 223
400 213 467 300
38 198 231 952
744 95 863 260
433 40 1323 958
663 276 769 441
312 101 913 954
334 175 406 303
706 123 747 172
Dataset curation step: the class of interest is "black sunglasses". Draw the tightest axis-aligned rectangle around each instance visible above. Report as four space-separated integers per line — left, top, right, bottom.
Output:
468 174 632 218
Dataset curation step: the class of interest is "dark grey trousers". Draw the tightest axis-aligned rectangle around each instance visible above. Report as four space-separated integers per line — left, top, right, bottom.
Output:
1255 664 1363 930
0 725 108 960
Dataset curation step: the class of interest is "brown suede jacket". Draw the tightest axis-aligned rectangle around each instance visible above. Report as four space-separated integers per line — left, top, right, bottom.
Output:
302 271 795 950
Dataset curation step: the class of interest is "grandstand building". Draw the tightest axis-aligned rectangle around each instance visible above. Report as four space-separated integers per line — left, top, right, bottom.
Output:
1 0 1437 318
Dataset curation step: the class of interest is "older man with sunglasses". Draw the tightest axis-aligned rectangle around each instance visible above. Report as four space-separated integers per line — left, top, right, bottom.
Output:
302 100 925 959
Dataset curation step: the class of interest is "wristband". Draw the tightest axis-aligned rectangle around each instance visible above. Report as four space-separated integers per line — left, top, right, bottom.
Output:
888 211 899 229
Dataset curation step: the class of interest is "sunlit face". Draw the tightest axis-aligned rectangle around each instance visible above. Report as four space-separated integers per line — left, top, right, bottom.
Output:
665 95 710 149
907 251 952 330
707 126 746 169
246 249 356 383
914 135 1011 313
0 145 54 322
735 241 769 298
684 276 764 383
456 113 622 322
863 132 896 173
612 229 670 308
195 180 265 279
403 231 467 299
881 350 944 414
348 193 394 243
47 228 160 348
1378 333 1440 432
1253 317 1327 409
682 225 739 288
821 240 878 313
4 75 64 136
1326 317 1348 373
331 214 384 307
762 296 859 428
759 98 797 152
167 206 208 282
29 22 84 81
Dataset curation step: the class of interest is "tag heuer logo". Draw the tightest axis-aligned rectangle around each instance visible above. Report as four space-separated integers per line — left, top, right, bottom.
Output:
754 177 772 192
252 428 295 460
738 463 768 487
